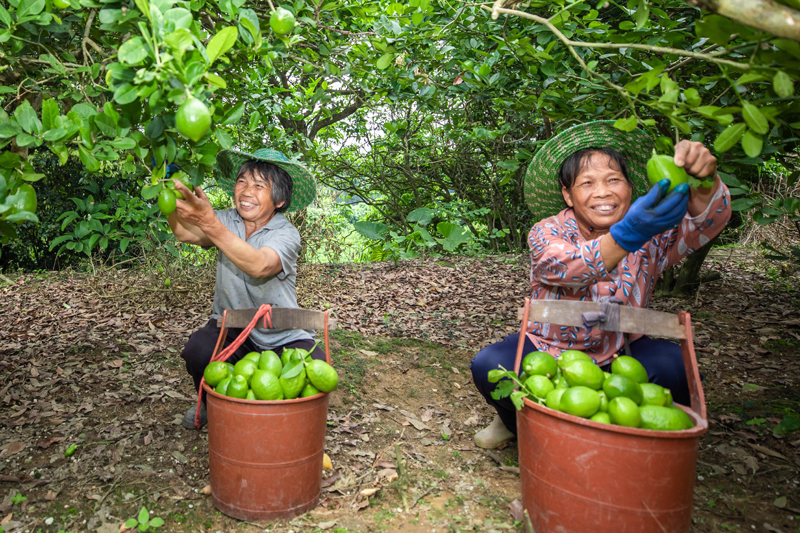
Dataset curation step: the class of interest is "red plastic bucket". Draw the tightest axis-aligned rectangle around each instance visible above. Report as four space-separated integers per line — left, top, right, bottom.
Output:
204 385 329 521
515 301 708 533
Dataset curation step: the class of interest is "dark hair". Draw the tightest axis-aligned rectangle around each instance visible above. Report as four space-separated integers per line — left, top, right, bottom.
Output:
236 160 293 213
558 147 631 190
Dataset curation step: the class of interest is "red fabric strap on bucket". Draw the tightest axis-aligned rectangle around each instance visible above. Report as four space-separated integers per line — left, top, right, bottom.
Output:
194 304 274 428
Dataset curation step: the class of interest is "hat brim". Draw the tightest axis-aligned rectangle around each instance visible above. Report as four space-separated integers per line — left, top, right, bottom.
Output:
524 120 655 221
215 149 316 212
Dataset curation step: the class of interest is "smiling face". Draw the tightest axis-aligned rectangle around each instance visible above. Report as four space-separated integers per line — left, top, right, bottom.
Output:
561 151 633 237
234 169 285 230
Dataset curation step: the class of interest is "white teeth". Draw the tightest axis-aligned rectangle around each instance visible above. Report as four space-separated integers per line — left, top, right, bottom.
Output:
241 202 255 207
594 206 614 212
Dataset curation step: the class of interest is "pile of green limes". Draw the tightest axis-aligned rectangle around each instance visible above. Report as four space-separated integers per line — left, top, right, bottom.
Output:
518 350 694 430
203 347 339 401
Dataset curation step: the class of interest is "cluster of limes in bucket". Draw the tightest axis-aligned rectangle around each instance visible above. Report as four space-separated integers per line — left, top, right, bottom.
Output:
203 347 338 400
492 350 694 431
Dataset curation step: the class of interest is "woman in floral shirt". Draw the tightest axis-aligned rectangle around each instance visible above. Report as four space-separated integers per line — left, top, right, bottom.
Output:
470 121 731 449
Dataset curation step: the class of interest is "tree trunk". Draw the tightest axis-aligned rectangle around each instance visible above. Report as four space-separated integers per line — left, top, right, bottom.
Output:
655 234 721 296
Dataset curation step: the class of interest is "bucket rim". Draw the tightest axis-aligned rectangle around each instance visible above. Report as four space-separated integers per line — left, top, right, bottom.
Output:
521 397 708 439
203 382 328 405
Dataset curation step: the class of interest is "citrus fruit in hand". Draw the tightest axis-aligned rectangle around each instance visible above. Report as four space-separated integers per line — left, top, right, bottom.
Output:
233 359 258 385
226 375 249 399
176 96 211 142
559 386 600 418
608 397 642 428
204 361 229 387
258 350 283 377
557 349 592 369
562 360 605 390
243 351 261 363
9 183 37 218
522 351 557 378
602 373 643 405
306 359 339 393
611 355 649 384
250 370 284 400
647 150 689 192
280 363 307 399
524 375 555 399
157 187 177 216
270 7 296 35
215 376 232 396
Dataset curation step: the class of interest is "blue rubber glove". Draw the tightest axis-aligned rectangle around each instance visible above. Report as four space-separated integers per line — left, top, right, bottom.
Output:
609 178 690 252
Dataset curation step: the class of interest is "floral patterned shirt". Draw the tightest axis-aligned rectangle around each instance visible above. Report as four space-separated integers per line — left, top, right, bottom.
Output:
526 180 731 365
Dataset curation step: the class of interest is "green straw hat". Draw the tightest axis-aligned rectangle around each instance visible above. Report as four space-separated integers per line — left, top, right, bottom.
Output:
215 148 316 212
524 120 655 221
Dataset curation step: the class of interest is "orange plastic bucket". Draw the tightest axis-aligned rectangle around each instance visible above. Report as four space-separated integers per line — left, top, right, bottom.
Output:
203 385 329 521
199 305 334 521
514 301 708 533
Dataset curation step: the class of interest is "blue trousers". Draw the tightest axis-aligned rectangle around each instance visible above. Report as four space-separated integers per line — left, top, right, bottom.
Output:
470 335 690 434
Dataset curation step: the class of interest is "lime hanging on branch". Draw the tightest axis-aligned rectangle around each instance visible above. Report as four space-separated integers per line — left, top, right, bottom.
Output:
176 97 211 142
270 7 296 36
53 0 70 9
158 188 177 216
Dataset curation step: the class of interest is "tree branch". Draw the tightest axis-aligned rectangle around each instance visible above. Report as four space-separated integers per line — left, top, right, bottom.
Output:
308 93 365 141
687 0 800 43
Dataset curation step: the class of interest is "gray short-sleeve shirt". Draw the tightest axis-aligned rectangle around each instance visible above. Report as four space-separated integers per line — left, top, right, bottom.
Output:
211 209 312 349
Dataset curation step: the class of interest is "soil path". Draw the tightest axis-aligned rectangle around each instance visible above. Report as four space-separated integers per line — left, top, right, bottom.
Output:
0 250 798 532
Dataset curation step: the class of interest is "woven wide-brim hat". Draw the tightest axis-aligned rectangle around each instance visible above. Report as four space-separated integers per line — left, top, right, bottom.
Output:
215 148 316 212
524 120 655 221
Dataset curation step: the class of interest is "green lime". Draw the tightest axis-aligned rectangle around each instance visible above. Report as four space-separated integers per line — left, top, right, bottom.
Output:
602 374 643 405
522 351 557 378
176 96 211 142
524 375 555 399
478 63 491 77
303 63 314 74
215 376 232 396
590 412 611 424
306 359 339 393
608 397 642 428
246 390 256 400
640 383 668 406
157 187 177 216
559 386 600 418
250 370 284 400
639 405 687 431
671 406 695 429
233 359 258 385
664 389 674 406
53 0 70 8
281 347 300 367
598 391 609 413
270 7 296 35
545 388 566 411
562 360 605 390
203 361 229 387
280 364 306 400
164 278 171 288
243 351 261 363
611 355 648 384
647 150 689 192
552 376 569 390
258 350 283 377
226 375 249 399
557 349 592 369
519 372 529 384
226 362 235 376
9 183 37 219
603 371 612 381
462 60 474 71
300 383 320 398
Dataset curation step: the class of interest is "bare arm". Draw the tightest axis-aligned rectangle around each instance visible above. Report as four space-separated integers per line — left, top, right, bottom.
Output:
171 181 283 279
599 233 629 272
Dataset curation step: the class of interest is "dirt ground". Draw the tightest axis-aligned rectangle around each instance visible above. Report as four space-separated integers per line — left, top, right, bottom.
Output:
1 249 799 533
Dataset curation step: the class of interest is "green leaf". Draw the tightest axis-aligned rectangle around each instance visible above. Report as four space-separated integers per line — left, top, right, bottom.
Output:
613 115 638 132
78 146 100 172
138 507 149 525
119 36 150 65
731 198 759 211
141 184 161 200
510 390 527 410
407 207 433 226
41 98 59 131
741 129 763 158
164 7 192 29
17 0 45 19
43 128 68 142
695 106 733 126
773 71 794 98
0 5 11 27
436 222 470 251
633 0 648 30
376 53 394 70
113 83 138 105
490 379 515 400
164 29 194 53
133 0 150 19
14 133 38 147
220 102 245 126
206 73 227 88
207 26 238 66
0 121 22 139
354 220 388 240
487 369 507 383
713 122 746 153
683 88 701 107
736 71 769 85
695 14 733 46
150 517 164 528
741 102 769 135
215 128 232 149
14 100 41 134
281 360 303 379
5 211 39 223
111 137 136 149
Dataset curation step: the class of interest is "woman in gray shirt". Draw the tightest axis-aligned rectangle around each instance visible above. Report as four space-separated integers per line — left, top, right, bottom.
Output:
167 148 321 429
